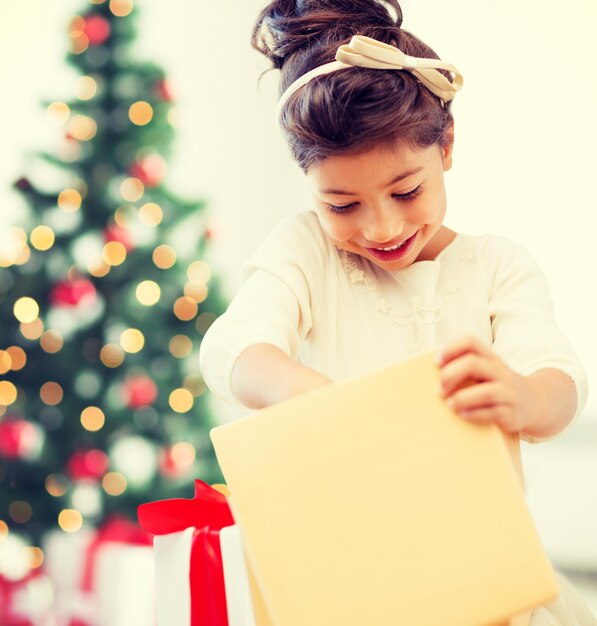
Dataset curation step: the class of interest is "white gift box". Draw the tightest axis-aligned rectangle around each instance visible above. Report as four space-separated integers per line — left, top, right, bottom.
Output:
153 523 256 626
43 527 156 626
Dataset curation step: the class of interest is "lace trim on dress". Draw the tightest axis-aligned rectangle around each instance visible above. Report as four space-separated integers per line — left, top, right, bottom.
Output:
339 246 473 352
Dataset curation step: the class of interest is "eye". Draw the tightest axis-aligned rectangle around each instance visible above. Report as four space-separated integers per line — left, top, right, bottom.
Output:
393 185 422 201
327 202 358 215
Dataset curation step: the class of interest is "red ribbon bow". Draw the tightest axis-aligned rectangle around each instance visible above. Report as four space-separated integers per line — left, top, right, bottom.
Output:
138 480 236 626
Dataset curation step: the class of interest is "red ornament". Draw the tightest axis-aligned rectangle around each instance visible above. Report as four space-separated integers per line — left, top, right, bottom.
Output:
67 449 109 482
84 15 111 45
153 78 175 102
128 154 167 188
103 223 134 252
158 447 184 479
124 376 158 409
0 419 40 460
50 278 96 308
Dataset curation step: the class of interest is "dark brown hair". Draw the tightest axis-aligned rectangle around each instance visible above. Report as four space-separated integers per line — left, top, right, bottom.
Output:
251 0 455 170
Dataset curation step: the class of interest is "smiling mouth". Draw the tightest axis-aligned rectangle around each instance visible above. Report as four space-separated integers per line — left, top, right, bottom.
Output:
365 232 418 261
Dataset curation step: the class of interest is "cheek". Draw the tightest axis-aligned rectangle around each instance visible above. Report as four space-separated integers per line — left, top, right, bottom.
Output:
317 212 358 242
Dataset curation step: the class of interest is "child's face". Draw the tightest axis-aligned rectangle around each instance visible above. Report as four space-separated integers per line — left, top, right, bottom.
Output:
306 139 453 271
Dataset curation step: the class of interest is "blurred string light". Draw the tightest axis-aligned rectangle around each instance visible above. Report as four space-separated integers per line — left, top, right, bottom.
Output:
67 115 97 141
9 501 32 524
120 328 144 353
103 241 127 266
187 261 211 284
14 297 39 324
0 381 18 406
183 373 207 398
75 75 99 100
40 330 64 354
40 382 64 406
21 318 44 341
136 280 161 306
30 225 55 251
46 102 71 125
109 0 134 18
139 202 163 227
58 508 83 533
196 312 217 335
169 388 193 413
45 474 68 497
169 335 192 359
81 406 105 432
100 344 125 368
58 188 82 213
26 546 45 569
173 297 197 321
129 101 153 126
102 472 127 496
71 483 102 517
153 244 176 269
120 177 144 202
184 282 208 304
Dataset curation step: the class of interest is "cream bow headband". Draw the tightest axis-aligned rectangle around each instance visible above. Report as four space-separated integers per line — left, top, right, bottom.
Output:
275 35 463 121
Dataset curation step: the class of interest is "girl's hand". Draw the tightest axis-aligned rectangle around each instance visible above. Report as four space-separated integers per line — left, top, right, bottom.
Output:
437 336 534 434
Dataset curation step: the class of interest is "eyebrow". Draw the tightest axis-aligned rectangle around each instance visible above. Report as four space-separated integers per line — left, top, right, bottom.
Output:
319 166 424 195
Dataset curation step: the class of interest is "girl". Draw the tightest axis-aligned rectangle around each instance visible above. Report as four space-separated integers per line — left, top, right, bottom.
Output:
199 1 595 623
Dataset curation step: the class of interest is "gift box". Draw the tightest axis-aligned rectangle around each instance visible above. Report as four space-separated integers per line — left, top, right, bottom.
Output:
210 352 558 626
138 480 273 626
43 517 155 626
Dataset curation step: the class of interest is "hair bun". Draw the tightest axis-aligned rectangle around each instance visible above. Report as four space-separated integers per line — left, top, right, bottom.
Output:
253 0 403 68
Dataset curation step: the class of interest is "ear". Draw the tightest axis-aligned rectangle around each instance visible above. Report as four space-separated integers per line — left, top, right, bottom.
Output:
441 120 455 171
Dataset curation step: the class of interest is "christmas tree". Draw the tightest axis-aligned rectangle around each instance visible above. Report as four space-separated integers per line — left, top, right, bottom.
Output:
0 0 226 554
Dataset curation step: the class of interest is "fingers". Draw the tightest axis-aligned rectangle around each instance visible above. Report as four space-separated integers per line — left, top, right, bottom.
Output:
437 335 492 367
446 381 513 413
439 352 496 397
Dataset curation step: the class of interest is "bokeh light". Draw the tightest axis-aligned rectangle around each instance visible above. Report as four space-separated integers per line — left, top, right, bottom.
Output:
58 189 82 213
173 297 198 321
6 347 27 371
0 351 11 375
45 474 68 497
9 501 32 524
196 312 217 335
88 257 111 277
103 241 127 266
139 202 163 226
75 75 98 100
81 406 105 432
129 101 153 126
136 280 161 306
120 177 144 202
0 381 18 406
58 509 83 533
169 388 194 413
152 245 176 269
13 297 39 323
184 282 208 303
102 472 127 496
46 102 71 125
109 0 134 17
40 382 64 406
187 261 211 284
169 335 193 358
68 115 97 141
20 318 44 340
30 226 55 251
26 547 45 570
183 373 207 397
120 328 144 353
100 344 125 368
40 331 64 354
69 30 90 55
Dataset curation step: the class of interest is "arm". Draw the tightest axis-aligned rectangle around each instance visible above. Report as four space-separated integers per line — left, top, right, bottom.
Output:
231 343 331 409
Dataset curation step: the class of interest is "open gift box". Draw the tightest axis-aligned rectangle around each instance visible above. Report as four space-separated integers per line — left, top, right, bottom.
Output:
209 352 559 626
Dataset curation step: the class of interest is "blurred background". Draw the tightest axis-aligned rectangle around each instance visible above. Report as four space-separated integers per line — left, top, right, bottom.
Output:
0 0 595 622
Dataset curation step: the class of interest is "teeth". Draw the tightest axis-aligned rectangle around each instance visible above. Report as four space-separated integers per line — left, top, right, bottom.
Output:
378 241 404 251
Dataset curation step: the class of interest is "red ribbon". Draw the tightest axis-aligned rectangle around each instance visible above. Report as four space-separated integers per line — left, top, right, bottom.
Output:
138 480 236 626
0 572 39 626
80 515 153 592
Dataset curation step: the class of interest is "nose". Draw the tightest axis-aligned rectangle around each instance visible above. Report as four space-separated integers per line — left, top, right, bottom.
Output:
361 203 405 245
